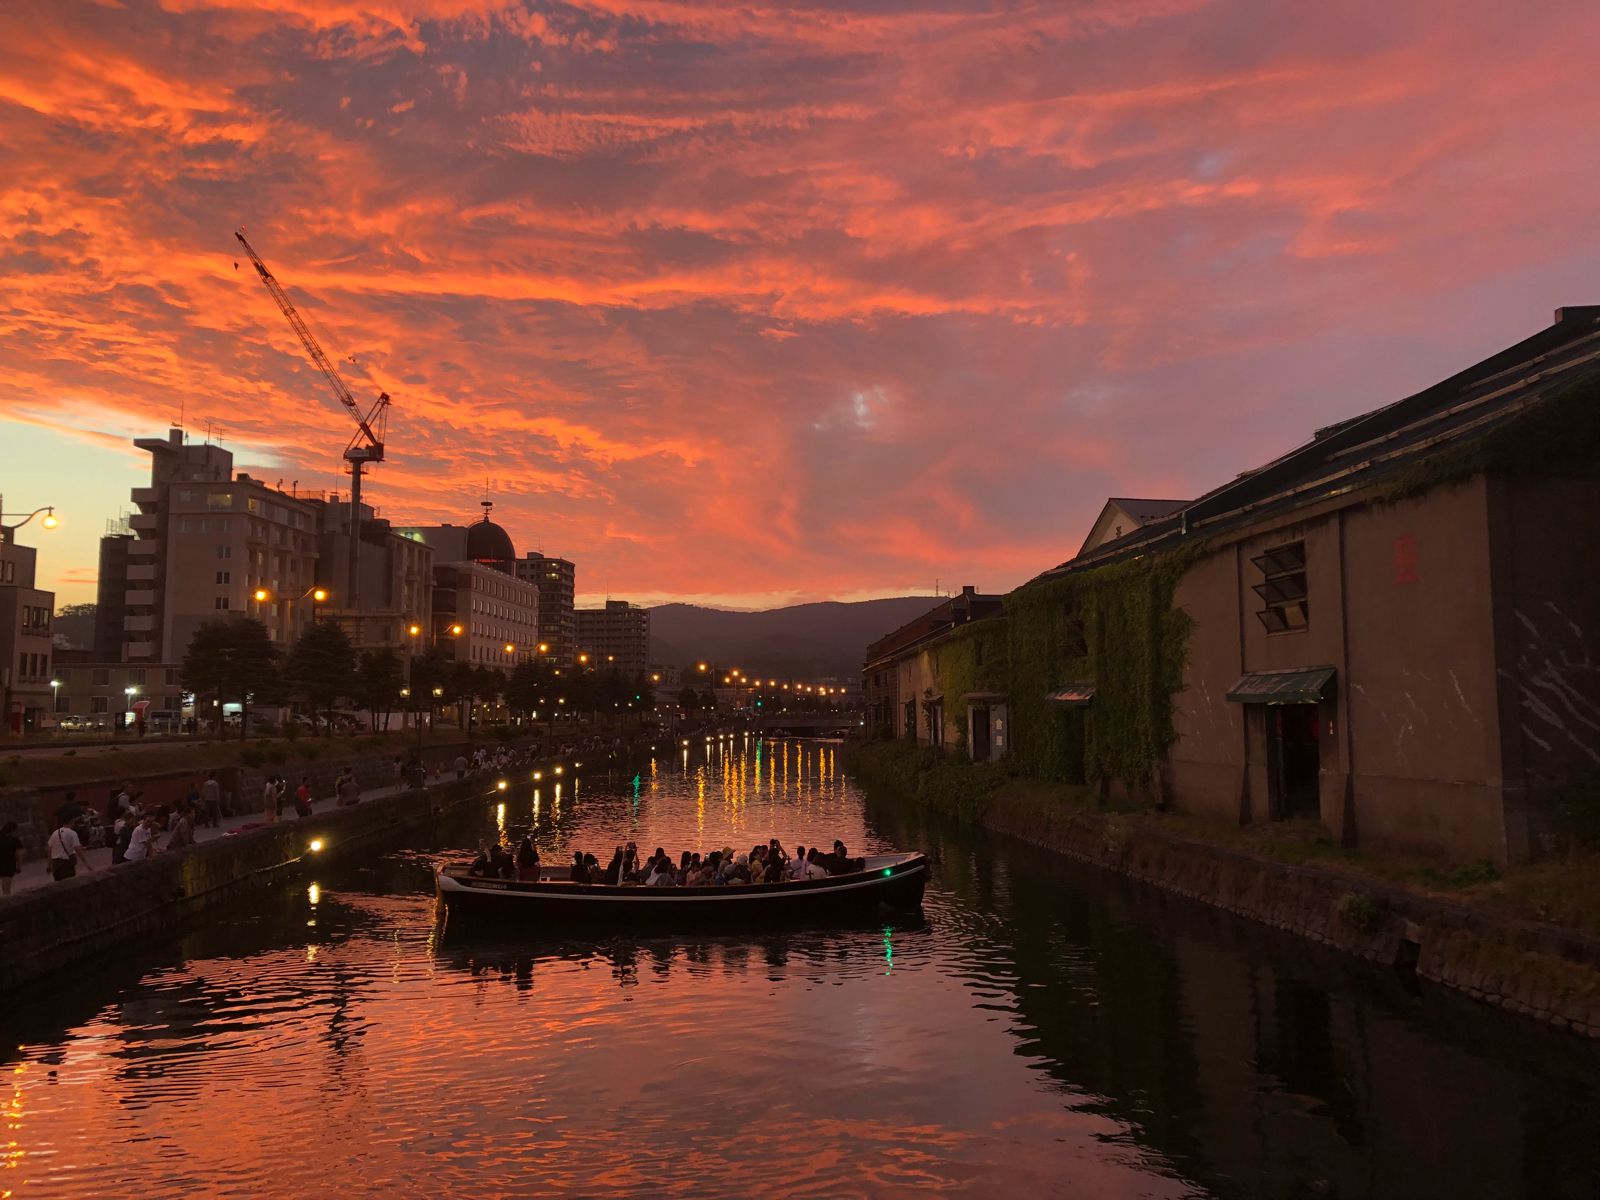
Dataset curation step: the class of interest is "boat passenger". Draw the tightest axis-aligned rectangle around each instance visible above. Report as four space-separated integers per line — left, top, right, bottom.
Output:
516 837 541 882
570 851 588 883
468 843 493 876
491 843 517 880
603 847 625 885
789 846 808 880
646 859 676 886
832 840 864 874
762 853 785 884
583 853 601 883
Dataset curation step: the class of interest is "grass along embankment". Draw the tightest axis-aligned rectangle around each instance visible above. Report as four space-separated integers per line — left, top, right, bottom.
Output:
845 738 1600 1037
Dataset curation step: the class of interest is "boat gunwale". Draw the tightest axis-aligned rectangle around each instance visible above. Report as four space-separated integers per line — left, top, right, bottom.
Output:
437 852 927 904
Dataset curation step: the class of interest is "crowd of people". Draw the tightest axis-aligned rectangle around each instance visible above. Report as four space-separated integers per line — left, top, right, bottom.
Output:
469 837 867 886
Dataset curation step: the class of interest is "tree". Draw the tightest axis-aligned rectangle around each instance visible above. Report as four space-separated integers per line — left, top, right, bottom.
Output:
408 648 451 743
181 617 279 740
286 620 355 736
506 659 552 718
677 686 699 711
355 648 404 731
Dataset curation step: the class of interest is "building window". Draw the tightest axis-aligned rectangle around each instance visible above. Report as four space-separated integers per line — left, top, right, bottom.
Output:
217 570 230 584
165 668 179 685
92 697 109 714
92 668 111 685
207 493 234 509
217 545 232 559
1253 541 1309 634
129 668 146 685
215 597 230 610
178 489 195 502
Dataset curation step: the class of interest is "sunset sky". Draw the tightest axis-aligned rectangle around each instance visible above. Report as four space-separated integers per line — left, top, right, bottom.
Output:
5 0 1600 609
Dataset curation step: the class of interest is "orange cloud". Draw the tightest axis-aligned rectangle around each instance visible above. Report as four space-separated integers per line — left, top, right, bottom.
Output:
5 0 1600 610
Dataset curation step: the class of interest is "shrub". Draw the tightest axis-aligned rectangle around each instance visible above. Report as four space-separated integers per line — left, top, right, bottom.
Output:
1338 891 1384 933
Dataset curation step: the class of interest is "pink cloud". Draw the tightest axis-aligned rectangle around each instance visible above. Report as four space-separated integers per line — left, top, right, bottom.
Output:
4 0 1600 609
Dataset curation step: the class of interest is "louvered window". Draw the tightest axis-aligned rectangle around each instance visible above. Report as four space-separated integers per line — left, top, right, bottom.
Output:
1252 541 1309 634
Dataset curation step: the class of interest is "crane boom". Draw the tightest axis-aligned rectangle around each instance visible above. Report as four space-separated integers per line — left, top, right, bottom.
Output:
236 229 392 617
234 231 388 461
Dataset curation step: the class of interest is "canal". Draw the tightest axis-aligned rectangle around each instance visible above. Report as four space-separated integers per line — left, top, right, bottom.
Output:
3 735 1599 1198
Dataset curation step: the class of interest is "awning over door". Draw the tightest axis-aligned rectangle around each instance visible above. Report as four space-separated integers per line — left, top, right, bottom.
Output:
1046 684 1096 707
1225 666 1336 705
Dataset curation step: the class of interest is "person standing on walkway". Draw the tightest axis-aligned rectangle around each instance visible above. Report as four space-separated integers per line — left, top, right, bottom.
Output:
294 776 314 818
47 816 93 880
262 775 281 825
201 771 222 828
0 822 22 895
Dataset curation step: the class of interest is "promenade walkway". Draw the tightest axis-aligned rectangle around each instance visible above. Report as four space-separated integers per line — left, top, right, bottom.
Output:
11 776 419 897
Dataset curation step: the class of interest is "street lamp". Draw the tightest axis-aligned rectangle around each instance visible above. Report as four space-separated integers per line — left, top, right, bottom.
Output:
50 678 61 718
0 497 59 545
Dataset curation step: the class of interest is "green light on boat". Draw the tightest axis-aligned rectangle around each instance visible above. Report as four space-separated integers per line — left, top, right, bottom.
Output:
883 868 893 876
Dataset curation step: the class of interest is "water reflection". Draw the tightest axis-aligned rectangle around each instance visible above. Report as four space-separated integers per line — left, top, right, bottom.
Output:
0 739 1596 1199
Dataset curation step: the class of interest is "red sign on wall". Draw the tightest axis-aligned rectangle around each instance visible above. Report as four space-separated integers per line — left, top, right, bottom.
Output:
1393 535 1419 584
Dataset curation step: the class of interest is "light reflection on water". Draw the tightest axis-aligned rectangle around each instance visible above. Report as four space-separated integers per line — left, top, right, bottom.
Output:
2 737 1599 1199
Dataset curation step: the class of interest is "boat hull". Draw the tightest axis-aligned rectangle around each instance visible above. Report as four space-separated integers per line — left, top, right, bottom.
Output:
436 853 928 927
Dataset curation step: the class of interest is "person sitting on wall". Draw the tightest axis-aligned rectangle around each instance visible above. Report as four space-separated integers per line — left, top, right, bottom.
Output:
123 813 160 864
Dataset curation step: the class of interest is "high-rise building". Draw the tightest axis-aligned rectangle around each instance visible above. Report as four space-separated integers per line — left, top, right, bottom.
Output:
93 531 132 660
0 530 55 733
110 429 320 664
397 505 539 670
514 553 576 665
576 600 650 676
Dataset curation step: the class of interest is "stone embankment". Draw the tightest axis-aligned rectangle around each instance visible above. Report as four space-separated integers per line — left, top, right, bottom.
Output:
0 732 668 992
846 740 1600 1038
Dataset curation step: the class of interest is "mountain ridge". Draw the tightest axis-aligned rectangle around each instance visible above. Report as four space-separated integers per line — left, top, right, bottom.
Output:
648 596 940 682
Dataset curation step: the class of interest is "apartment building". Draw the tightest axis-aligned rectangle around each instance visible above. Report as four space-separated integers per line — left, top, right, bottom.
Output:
576 600 650 676
514 553 576 665
306 497 433 652
109 429 320 663
0 533 55 733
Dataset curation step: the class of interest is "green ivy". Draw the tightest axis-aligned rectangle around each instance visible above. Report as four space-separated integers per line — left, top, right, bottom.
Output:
1003 549 1198 795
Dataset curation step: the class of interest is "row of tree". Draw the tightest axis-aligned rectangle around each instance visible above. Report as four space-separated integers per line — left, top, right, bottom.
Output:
180 616 658 740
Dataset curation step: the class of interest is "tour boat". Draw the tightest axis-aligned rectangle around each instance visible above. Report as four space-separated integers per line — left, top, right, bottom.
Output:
435 852 928 925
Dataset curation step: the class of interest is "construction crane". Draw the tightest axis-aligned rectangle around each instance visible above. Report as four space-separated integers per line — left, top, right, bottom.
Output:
235 231 389 614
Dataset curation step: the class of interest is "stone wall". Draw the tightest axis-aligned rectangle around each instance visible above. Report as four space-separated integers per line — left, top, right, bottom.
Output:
0 773 489 992
981 789 1600 1038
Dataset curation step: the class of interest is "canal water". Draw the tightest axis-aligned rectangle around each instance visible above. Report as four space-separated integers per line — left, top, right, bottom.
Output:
4 735 1600 1198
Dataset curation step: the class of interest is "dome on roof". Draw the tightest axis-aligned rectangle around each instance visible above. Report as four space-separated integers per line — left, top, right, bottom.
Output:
466 502 516 572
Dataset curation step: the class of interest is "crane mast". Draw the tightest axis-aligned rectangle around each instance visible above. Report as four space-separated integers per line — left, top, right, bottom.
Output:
235 231 389 614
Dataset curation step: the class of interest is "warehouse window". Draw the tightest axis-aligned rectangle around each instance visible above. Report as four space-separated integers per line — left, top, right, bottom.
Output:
1252 541 1309 634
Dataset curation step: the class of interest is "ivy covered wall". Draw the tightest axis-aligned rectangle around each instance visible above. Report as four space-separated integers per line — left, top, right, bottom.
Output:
1003 552 1196 793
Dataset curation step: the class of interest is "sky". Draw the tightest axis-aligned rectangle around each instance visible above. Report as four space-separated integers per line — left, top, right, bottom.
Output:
4 0 1600 610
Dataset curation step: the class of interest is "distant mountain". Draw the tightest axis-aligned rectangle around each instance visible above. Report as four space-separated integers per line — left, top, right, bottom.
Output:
649 597 941 681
